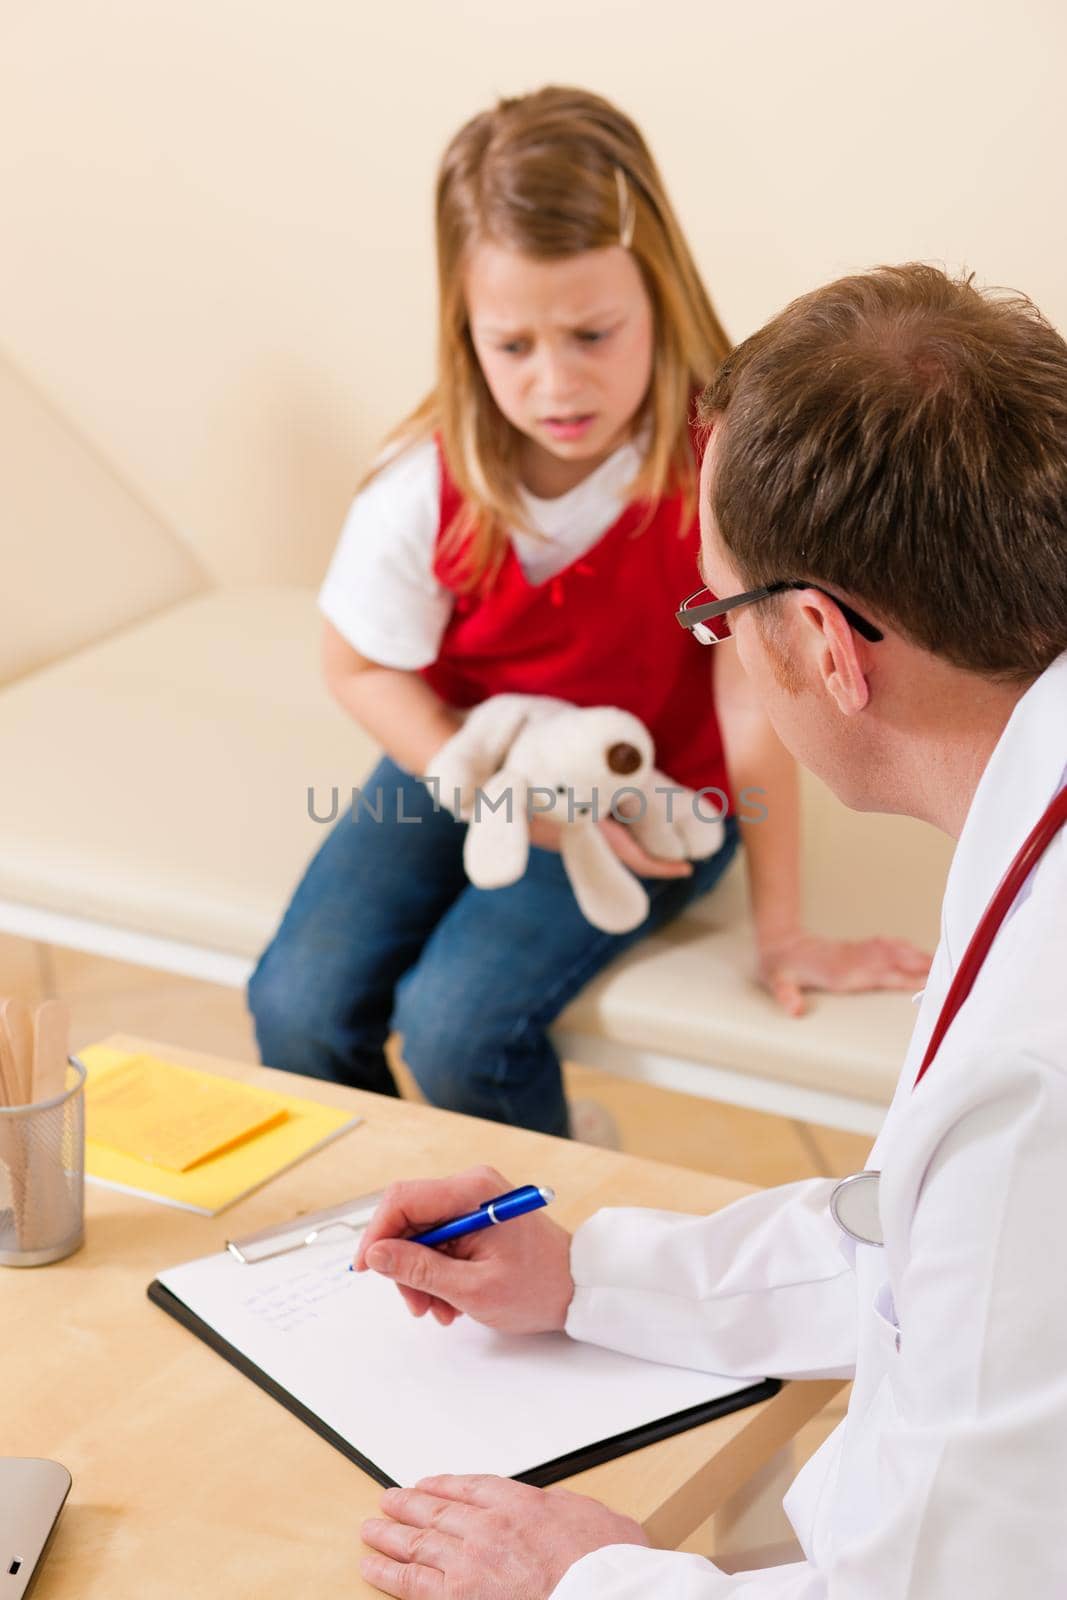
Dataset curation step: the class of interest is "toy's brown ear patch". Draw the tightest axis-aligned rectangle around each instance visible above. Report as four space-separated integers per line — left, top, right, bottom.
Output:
607 742 642 775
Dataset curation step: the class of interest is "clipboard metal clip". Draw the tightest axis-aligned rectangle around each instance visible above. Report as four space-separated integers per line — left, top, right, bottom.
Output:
225 1191 384 1265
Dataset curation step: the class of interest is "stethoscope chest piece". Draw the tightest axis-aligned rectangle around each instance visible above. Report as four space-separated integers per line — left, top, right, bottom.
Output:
830 1170 884 1247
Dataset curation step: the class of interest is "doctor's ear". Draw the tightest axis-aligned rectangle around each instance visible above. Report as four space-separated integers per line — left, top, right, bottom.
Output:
796 591 872 716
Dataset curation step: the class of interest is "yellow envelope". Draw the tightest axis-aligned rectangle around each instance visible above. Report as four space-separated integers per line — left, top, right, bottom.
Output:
80 1045 363 1214
86 1054 289 1171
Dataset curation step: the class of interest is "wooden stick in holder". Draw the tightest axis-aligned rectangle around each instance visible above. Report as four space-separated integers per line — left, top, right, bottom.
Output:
0 997 73 1255
29 1000 73 1250
32 1000 70 1102
0 998 31 1248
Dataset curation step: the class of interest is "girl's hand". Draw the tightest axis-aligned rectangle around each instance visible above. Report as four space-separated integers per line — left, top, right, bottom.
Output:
599 815 694 880
355 1166 575 1335
528 814 693 880
758 930 932 1018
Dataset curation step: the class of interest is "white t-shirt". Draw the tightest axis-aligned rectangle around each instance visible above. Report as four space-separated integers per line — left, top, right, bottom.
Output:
318 436 645 671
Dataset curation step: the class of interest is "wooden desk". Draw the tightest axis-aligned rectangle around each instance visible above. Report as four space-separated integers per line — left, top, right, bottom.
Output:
6 1036 839 1597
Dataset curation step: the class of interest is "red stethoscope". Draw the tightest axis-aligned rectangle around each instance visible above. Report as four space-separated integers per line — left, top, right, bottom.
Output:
831 785 1067 1247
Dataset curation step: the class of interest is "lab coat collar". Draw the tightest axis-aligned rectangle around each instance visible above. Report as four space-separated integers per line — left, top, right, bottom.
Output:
940 651 1067 973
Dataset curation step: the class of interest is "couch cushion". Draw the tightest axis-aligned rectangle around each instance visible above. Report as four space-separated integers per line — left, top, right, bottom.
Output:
559 901 925 1108
564 771 952 1108
0 588 373 955
0 585 952 1106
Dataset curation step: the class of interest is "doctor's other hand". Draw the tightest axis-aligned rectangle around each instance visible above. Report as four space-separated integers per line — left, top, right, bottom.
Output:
354 1166 575 1334
361 1474 650 1600
757 929 932 1018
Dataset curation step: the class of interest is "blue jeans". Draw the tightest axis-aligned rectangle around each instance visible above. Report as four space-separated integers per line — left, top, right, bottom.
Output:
248 757 739 1137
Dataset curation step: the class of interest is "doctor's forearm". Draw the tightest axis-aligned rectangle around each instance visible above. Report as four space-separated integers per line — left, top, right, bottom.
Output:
550 1543 824 1599
565 1184 857 1381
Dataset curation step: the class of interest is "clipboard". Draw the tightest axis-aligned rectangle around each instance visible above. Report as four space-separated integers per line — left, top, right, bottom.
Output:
147 1278 779 1486
224 1192 386 1262
148 1204 781 1488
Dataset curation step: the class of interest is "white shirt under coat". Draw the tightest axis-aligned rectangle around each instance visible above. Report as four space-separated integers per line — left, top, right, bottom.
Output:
553 653 1067 1598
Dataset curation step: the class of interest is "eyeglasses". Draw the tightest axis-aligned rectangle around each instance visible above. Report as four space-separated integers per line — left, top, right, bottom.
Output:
675 582 885 646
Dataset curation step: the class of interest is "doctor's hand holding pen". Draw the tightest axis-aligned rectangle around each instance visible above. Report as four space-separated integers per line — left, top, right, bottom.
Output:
353 1165 573 1333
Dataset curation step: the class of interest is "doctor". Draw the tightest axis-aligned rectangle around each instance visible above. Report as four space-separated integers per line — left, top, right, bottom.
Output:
355 263 1067 1598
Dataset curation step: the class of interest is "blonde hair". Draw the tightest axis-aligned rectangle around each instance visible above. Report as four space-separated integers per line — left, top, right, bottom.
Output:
368 85 731 587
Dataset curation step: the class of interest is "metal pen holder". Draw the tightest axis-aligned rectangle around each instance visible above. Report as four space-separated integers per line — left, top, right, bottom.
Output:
0 1058 85 1267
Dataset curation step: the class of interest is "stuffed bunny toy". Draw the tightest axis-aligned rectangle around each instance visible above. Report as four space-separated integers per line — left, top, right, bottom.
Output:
423 694 726 933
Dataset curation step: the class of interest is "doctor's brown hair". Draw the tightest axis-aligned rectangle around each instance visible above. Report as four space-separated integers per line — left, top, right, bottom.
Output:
700 263 1067 680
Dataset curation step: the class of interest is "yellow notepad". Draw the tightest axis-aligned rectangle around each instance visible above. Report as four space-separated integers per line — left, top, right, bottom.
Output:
87 1055 289 1172
80 1045 362 1215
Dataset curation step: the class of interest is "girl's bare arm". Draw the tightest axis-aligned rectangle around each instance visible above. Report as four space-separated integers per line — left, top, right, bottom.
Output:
322 620 460 775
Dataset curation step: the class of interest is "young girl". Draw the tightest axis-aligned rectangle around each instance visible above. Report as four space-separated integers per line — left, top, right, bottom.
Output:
248 86 928 1139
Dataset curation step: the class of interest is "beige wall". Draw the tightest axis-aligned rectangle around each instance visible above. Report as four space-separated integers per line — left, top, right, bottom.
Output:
2 0 1065 588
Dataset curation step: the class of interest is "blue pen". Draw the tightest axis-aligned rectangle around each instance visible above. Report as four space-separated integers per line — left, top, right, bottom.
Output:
409 1184 555 1248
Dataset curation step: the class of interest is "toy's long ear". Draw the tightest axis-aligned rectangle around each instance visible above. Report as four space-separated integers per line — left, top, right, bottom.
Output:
560 827 649 933
626 780 687 861
464 769 531 888
639 768 725 861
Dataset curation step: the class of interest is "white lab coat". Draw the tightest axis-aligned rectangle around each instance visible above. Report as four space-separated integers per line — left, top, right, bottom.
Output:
552 654 1067 1598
